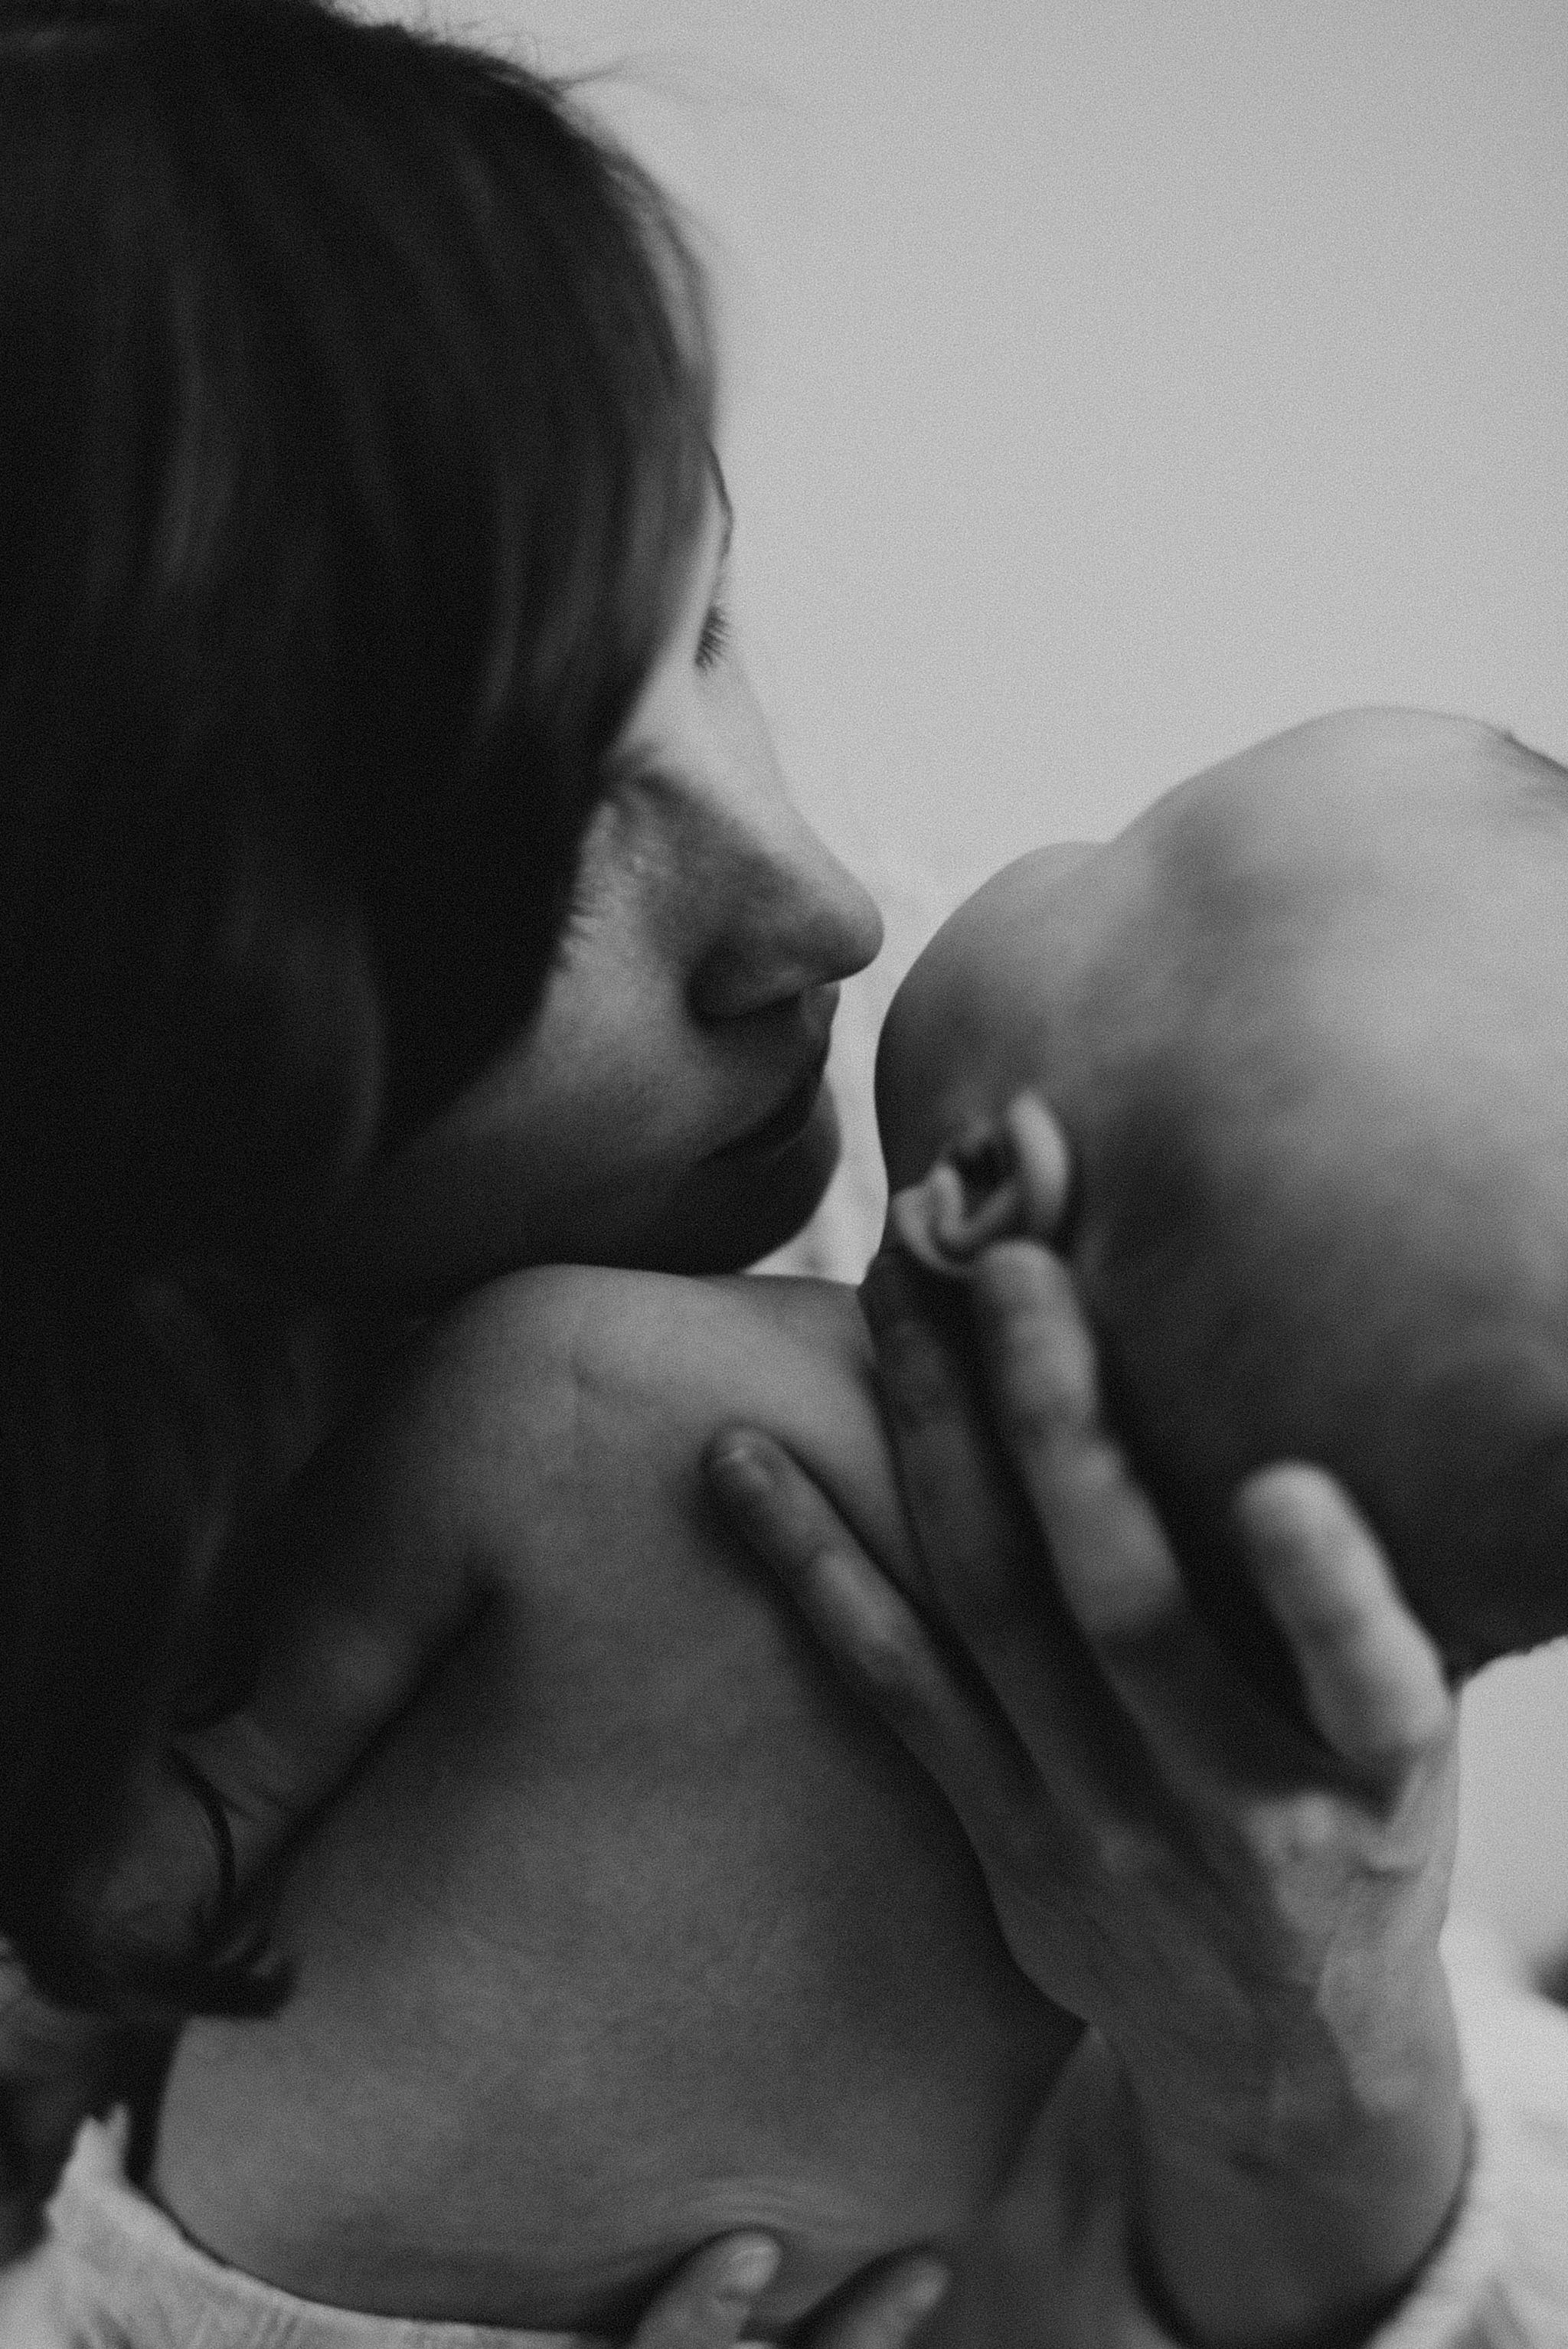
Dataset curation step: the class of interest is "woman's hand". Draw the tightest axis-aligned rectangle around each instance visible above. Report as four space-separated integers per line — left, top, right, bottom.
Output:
629 2236 949 2349
706 1102 1465 2349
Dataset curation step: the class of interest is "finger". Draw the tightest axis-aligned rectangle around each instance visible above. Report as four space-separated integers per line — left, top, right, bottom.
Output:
859 1252 1155 1808
799 2256 951 2349
967 1242 1186 1647
629 2233 780 2349
859 1250 1041 1642
964 1242 1310 1788
1233 1464 1453 1775
704 1430 1035 1850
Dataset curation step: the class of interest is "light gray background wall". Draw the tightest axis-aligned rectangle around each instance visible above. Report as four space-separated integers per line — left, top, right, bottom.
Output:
386 1 1568 1967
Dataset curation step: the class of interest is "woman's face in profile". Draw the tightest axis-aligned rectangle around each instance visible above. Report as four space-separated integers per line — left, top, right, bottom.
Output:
335 479 884 1304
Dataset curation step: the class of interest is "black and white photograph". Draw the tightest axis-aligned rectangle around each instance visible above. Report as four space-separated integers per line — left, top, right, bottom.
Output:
0 4 1563 2342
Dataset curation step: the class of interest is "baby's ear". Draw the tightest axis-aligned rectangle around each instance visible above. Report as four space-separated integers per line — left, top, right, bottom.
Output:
887 1094 1071 1275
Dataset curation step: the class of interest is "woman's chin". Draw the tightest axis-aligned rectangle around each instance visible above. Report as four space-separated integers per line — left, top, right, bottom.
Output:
647 1087 843 1274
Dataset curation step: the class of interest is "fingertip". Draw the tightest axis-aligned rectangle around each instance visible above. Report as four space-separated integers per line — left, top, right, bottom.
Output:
717 2236 782 2301
1233 1462 1452 1763
896 2258 952 2326
1233 1460 1350 1551
1232 1461 1390 1628
869 2259 952 2349
808 2255 952 2349
704 1429 779 1508
704 1435 815 1583
634 2233 783 2349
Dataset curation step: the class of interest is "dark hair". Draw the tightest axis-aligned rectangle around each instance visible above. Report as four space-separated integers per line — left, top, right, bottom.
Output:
0 0 716 2009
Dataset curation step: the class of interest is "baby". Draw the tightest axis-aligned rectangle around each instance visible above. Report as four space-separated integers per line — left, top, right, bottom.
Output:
19 704 1563 2338
145 1266 1075 2334
881 704 1568 1679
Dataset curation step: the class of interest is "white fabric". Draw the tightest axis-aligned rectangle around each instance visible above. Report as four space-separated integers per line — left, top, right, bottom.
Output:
0 2113 596 2348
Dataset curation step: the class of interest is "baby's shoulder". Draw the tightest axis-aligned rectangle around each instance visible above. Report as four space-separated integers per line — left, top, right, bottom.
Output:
419 1264 870 1427
359 1266 903 1603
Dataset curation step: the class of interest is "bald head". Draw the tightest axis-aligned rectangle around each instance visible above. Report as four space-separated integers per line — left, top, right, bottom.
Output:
879 710 1568 1674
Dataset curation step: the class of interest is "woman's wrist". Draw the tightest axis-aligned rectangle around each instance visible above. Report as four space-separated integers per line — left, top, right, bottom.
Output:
1119 1960 1468 2348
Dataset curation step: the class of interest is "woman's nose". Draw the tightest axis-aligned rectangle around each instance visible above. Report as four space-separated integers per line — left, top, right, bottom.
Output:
688 806 884 1024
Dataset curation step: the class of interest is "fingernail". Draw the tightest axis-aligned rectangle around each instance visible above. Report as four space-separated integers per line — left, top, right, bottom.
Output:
723 2238 780 2297
706 1435 775 1508
901 2262 951 2323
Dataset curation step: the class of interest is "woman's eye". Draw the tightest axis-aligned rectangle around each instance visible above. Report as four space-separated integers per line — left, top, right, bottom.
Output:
696 599 730 672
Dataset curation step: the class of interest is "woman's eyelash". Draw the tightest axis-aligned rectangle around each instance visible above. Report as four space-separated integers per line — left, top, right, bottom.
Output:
696 598 730 671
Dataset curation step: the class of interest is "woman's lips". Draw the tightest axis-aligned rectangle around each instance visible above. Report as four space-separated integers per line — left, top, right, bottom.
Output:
709 1057 830 1161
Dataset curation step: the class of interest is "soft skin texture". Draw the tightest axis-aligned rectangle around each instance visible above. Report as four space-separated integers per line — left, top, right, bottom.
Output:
149 1269 1077 2334
328 481 884 1308
0 453 935 2349
877 707 1568 1677
64 469 884 2034
711 1217 1465 2346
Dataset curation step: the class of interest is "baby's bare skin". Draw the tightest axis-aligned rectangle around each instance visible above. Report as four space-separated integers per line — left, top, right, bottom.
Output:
879 707 1568 1674
151 1268 1076 2335
144 707 1521 2347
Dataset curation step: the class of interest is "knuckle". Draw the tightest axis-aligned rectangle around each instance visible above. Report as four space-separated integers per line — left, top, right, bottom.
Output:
1247 1792 1345 1877
849 1608 921 1704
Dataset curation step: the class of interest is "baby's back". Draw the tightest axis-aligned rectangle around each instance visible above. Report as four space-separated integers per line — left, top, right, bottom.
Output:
150 1269 1068 2335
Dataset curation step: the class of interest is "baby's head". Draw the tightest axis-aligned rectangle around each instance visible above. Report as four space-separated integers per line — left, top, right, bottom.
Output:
877 708 1568 1679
